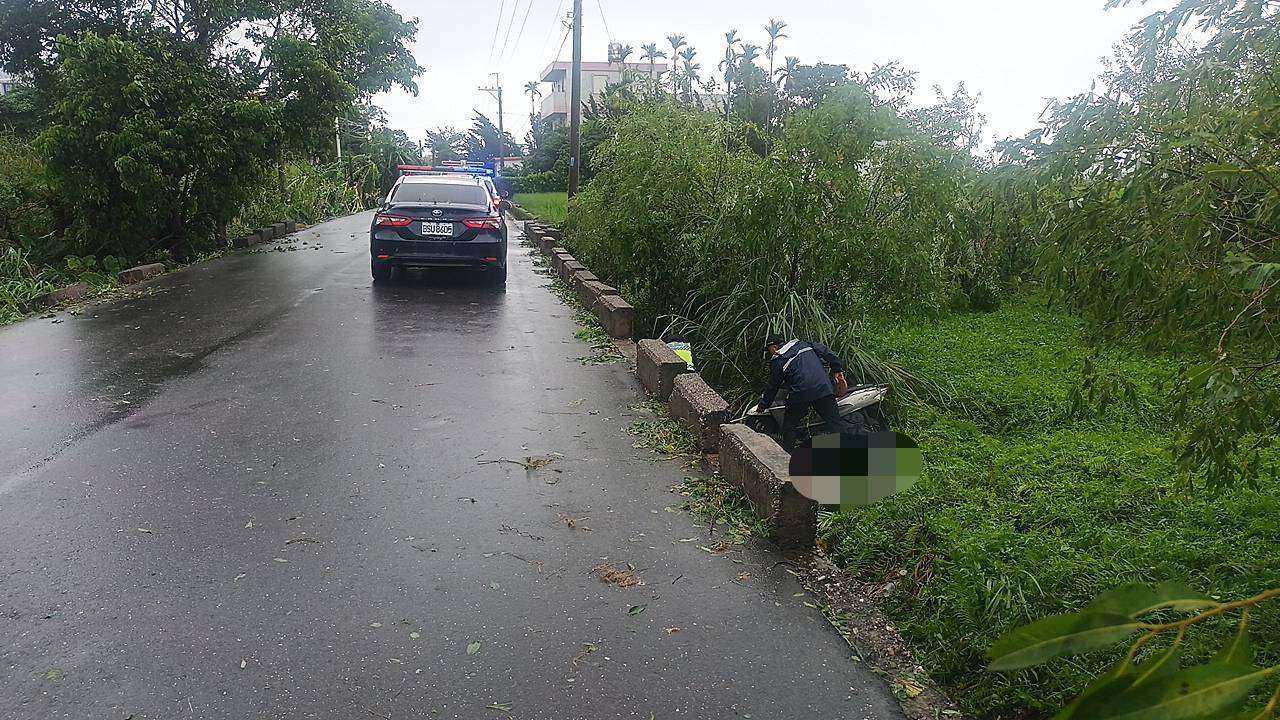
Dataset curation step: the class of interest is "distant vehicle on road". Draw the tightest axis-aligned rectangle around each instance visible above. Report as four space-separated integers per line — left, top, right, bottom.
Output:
370 175 507 284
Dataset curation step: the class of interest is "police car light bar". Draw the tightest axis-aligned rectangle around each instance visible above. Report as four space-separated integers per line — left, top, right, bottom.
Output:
397 164 495 177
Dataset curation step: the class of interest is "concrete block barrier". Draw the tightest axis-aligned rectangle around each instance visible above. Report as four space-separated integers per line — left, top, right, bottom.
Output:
667 373 728 452
580 280 619 312
37 282 90 307
118 263 165 285
571 270 600 293
593 294 634 340
256 226 276 241
637 339 690 401
284 220 297 234
552 252 574 275
271 221 287 237
539 235 556 254
719 424 817 549
524 220 539 236
560 260 587 283
234 231 261 248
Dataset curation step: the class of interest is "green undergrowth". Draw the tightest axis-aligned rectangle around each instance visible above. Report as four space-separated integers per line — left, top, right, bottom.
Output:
514 192 568 226
820 298 1280 718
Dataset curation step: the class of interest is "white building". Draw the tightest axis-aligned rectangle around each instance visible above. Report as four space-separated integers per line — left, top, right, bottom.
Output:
538 60 668 127
0 71 17 96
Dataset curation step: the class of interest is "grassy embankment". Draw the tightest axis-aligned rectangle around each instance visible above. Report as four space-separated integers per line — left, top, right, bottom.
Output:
824 300 1280 718
514 192 568 225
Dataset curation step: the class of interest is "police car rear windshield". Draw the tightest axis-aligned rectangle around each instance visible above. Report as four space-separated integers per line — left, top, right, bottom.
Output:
392 183 488 206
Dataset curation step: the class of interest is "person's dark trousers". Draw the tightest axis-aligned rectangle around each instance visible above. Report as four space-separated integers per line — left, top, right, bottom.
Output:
781 394 859 450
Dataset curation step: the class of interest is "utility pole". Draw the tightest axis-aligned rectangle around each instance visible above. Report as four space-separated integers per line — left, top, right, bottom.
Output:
334 115 342 160
567 0 583 198
479 74 505 175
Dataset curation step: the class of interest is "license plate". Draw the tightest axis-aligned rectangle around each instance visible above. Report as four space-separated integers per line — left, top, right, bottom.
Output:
419 221 453 236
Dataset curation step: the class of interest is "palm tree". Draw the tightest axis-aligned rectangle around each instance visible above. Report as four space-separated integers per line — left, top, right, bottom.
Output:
776 56 800 90
616 44 634 64
719 30 740 115
641 43 666 85
764 18 788 80
679 46 698 101
524 81 542 118
666 34 687 96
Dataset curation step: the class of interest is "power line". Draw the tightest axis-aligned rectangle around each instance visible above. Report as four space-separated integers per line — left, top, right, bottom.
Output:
488 0 507 65
497 0 523 65
539 0 568 59
503 0 538 63
594 0 612 43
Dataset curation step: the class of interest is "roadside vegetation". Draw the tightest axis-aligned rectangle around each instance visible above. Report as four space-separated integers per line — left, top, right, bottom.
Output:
0 0 426 324
539 3 1280 718
514 193 569 225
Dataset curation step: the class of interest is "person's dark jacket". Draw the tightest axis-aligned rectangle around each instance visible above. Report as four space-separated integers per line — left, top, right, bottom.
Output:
759 340 846 408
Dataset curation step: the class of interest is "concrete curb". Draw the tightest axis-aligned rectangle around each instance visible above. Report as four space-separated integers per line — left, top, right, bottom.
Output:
637 340 690 401
718 423 817 549
118 263 166 285
256 226 277 242
667 373 729 453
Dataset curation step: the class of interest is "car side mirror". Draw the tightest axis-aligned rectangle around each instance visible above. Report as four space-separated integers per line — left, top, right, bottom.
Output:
500 190 511 199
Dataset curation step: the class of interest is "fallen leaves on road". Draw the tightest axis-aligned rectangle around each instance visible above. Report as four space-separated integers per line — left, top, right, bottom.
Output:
136 528 153 534
467 641 482 655
485 702 512 713
628 604 647 616
284 537 320 546
272 558 288 563
570 642 599 668
592 563 643 588
664 627 681 635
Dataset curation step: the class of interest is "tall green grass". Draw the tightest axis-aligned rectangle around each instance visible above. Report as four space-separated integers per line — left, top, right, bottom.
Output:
514 192 568 225
0 246 55 324
822 301 1280 718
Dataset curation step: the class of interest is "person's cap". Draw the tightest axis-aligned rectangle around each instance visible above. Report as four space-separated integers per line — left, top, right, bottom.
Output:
764 334 786 349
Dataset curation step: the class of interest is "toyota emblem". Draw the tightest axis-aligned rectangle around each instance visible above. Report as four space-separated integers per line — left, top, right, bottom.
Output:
432 209 443 216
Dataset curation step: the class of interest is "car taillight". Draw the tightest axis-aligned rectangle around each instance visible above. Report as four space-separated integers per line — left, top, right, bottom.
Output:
376 214 413 227
462 217 500 230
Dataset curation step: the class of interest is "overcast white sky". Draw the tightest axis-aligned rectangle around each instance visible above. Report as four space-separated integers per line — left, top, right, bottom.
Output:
372 0 1165 146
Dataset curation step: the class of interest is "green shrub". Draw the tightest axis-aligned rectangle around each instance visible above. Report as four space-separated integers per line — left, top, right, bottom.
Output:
512 170 566 194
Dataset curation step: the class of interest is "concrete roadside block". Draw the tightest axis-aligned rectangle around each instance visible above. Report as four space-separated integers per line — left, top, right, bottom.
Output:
593 294 634 340
524 220 539 236
550 246 568 257
271 221 287 237
667 373 729 453
539 235 556 254
637 339 690 400
234 231 262 248
560 260 587 284
118 263 165 285
552 252 573 275
719 423 817 549
36 282 90 308
571 270 600 295
580 280 619 312
257 226 276 242
284 220 297 234
544 226 564 242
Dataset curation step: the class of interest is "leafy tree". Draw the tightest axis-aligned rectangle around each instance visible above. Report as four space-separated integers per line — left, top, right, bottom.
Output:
523 80 541 118
763 18 787 81
640 43 666 85
38 33 273 258
424 127 466 163
465 111 521 163
665 34 686 96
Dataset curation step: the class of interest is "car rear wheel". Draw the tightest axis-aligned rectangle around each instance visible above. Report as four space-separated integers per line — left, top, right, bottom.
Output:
371 260 393 283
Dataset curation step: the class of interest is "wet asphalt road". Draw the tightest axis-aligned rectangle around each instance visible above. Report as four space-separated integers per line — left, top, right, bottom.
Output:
0 213 902 720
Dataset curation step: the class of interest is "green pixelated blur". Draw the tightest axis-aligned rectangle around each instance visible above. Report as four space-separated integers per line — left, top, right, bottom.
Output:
788 431 922 508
